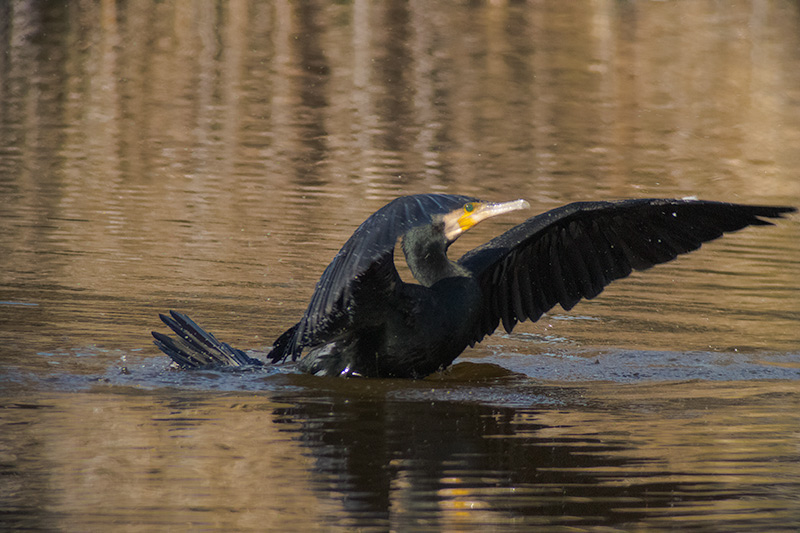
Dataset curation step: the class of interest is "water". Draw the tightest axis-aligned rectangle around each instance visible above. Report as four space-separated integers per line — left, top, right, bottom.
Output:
1 1 800 531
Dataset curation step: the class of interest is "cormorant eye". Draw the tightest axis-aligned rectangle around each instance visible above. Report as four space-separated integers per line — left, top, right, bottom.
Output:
464 203 474 213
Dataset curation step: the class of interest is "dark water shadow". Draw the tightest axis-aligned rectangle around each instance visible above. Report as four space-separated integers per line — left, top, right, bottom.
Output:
249 373 746 529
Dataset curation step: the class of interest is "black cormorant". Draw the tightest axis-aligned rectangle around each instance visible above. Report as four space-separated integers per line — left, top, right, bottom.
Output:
152 195 794 378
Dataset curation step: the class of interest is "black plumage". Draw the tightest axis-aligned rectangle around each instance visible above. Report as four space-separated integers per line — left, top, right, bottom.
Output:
152 195 794 378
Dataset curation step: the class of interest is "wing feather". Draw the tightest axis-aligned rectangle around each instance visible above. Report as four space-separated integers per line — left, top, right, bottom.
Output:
458 198 795 343
271 193 478 362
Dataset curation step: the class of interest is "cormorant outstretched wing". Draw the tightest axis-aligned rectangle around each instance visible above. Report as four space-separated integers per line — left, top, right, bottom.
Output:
272 193 479 362
457 198 795 343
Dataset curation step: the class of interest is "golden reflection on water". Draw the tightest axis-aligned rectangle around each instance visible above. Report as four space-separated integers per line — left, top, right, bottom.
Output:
1 391 329 531
3 380 799 531
1 0 799 530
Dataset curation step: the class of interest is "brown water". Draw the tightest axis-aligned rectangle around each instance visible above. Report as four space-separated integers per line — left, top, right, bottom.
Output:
1 1 800 531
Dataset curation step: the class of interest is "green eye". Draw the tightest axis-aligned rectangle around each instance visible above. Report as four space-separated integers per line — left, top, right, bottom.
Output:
464 203 474 213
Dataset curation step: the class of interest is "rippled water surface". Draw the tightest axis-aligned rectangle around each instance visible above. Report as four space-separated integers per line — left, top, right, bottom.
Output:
2 1 800 531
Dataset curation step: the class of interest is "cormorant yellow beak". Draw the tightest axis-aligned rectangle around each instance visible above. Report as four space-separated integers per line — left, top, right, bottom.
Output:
443 199 530 241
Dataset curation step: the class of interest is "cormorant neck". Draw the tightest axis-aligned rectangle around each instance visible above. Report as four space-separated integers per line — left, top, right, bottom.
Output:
401 224 469 287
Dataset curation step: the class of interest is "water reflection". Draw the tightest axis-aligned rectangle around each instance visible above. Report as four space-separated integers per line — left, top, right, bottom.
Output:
273 378 800 529
3 379 799 531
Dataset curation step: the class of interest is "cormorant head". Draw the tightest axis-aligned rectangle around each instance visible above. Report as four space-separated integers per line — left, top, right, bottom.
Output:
442 199 530 242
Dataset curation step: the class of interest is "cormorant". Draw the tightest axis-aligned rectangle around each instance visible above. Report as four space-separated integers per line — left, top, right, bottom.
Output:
152 195 794 378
